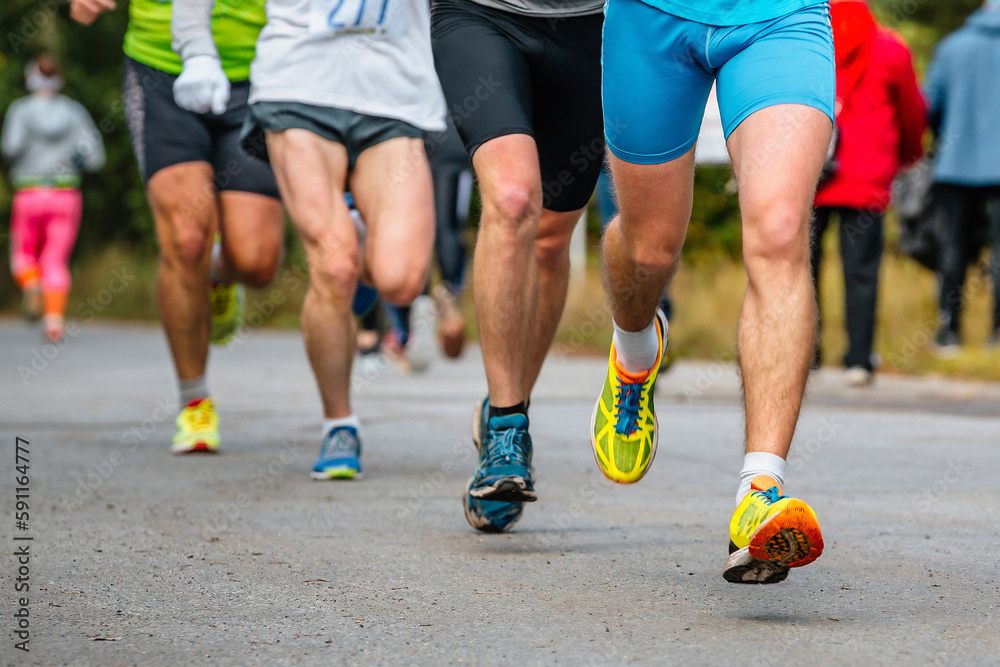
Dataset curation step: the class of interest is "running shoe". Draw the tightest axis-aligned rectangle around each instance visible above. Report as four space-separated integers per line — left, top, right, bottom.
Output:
21 282 42 322
590 309 667 484
171 398 220 454
353 283 379 317
723 476 824 584
407 295 436 373
43 314 64 343
209 282 244 345
311 426 363 480
464 396 526 532
469 411 536 503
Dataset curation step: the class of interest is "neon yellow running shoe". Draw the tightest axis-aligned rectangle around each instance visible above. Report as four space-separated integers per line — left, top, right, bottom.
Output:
171 398 220 454
209 281 244 345
590 310 666 484
724 475 824 584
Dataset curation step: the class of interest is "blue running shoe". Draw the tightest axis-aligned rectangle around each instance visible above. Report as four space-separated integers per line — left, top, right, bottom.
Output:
311 426 362 480
463 396 527 532
469 412 536 503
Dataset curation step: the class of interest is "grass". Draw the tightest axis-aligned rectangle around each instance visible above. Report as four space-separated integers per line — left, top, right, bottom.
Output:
3 237 999 381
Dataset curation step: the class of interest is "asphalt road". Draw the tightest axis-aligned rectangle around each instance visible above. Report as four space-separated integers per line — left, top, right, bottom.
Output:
1 319 998 666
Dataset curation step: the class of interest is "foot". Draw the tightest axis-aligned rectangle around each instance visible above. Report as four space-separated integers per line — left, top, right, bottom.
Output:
723 476 824 584
352 282 379 317
469 408 536 503
43 314 65 343
464 396 526 533
21 283 42 322
844 366 873 387
933 326 961 358
311 426 363 480
406 295 436 373
434 284 466 359
171 398 220 454
381 329 411 374
590 309 666 484
209 282 245 345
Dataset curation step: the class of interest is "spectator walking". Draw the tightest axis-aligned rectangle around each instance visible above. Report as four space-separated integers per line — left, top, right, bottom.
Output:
812 0 925 385
2 54 105 342
926 0 1000 353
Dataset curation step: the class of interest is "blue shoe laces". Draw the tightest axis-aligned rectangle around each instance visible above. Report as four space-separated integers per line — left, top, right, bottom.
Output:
485 418 528 468
614 380 644 435
753 486 787 504
320 427 359 461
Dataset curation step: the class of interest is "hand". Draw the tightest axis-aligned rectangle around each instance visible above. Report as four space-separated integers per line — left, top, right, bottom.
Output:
172 55 231 115
70 0 116 25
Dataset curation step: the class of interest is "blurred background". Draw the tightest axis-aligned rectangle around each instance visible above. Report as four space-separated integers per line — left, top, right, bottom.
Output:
2 0 997 379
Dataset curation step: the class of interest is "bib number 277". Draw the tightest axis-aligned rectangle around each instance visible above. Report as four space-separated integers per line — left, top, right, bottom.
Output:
309 0 408 38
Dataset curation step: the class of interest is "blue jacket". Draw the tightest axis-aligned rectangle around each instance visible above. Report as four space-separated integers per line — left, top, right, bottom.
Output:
925 8 1000 187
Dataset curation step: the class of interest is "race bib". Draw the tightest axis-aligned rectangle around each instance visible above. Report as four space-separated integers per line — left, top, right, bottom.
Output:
309 0 408 38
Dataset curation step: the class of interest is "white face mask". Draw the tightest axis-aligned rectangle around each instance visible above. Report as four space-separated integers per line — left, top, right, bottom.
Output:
24 63 64 93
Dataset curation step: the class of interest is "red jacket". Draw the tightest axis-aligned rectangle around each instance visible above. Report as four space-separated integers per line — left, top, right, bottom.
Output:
815 2 926 212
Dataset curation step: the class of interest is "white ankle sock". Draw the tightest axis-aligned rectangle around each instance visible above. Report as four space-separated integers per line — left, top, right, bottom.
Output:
322 415 360 438
612 316 663 374
736 452 787 505
179 375 209 406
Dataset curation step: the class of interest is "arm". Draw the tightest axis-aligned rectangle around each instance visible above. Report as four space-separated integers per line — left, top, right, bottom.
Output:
1 102 28 161
889 39 927 168
923 44 946 138
171 0 231 115
74 105 106 173
69 0 117 25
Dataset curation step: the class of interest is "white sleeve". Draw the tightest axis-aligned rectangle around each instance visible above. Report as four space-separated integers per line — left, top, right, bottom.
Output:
171 0 220 62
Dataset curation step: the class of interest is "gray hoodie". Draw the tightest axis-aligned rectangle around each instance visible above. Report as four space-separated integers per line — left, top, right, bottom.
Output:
1 93 105 188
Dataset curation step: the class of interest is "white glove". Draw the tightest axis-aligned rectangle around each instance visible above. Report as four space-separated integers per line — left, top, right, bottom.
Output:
173 55 230 115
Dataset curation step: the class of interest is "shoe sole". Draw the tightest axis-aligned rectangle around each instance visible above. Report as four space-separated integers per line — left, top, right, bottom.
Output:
462 478 522 534
310 468 363 480
171 441 219 455
468 477 537 503
723 499 824 584
589 397 658 485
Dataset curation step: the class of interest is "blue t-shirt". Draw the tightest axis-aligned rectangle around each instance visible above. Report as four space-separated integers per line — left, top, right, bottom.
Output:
637 0 823 26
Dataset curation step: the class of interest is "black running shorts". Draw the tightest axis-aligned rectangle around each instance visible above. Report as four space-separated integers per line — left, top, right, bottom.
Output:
430 0 604 212
122 57 279 199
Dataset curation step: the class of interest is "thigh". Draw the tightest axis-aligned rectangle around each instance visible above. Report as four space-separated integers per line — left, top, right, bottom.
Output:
431 0 535 156
209 82 281 200
264 128 354 258
530 13 604 212
608 149 696 253
715 4 835 140
146 162 219 252
349 136 435 274
602 0 714 165
123 57 213 182
39 191 83 262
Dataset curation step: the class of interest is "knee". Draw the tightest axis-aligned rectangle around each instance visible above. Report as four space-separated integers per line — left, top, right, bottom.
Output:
535 225 573 270
484 183 540 239
310 252 360 303
373 258 427 306
229 243 281 288
743 203 810 279
159 212 212 272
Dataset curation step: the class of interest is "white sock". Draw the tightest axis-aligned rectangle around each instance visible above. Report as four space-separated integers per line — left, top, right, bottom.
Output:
209 239 223 283
612 316 663 374
322 415 361 438
736 452 787 505
179 375 209 406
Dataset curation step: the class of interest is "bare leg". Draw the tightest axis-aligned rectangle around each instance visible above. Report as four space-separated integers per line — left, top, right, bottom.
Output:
602 149 696 333
216 192 284 288
523 208 581 396
727 104 832 458
470 134 542 408
147 162 218 381
265 129 356 419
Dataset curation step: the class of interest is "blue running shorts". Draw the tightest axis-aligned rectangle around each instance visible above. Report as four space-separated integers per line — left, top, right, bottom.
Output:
602 0 834 165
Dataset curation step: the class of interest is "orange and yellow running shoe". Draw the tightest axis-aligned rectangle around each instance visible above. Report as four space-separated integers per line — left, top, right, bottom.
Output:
724 475 824 584
590 310 666 484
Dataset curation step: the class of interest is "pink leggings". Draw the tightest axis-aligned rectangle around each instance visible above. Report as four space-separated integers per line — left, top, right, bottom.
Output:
9 187 82 295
